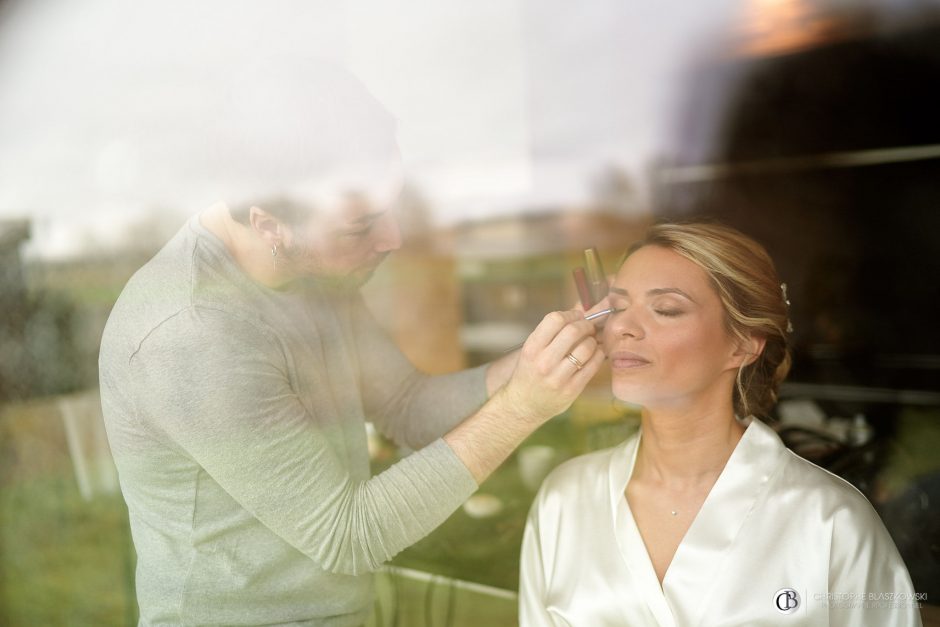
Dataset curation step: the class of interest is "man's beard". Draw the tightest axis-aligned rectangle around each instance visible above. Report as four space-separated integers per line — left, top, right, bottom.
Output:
282 240 387 289
345 252 390 288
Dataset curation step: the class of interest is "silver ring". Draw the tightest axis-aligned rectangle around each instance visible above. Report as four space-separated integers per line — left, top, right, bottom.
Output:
566 353 584 371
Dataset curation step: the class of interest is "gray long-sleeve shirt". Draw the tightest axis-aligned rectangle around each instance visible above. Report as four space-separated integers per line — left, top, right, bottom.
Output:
98 215 487 626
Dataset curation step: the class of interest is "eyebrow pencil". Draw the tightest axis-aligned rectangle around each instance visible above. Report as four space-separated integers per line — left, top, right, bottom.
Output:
502 307 622 353
583 306 621 321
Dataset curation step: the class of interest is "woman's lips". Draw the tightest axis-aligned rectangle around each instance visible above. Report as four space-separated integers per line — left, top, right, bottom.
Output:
609 351 651 369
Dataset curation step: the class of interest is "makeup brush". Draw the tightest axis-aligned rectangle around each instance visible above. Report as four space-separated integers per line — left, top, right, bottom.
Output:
502 307 622 353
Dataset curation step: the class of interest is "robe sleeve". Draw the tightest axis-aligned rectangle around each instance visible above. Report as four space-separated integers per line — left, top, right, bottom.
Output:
827 490 923 627
519 494 558 627
350 293 489 450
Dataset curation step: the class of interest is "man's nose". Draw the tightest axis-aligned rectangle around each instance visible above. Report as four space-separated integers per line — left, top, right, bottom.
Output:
372 212 402 253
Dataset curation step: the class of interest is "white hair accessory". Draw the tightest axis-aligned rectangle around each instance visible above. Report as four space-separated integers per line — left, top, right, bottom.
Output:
781 283 794 333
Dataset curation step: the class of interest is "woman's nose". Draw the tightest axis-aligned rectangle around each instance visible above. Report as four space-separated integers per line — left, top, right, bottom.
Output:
606 306 643 339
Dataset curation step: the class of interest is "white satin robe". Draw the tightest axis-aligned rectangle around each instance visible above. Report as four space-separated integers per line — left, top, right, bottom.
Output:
520 418 922 626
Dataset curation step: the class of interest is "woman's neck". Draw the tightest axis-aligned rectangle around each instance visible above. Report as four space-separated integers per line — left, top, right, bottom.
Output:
634 403 746 489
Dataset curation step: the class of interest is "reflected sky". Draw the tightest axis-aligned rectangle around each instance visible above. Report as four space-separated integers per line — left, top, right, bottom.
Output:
0 0 753 258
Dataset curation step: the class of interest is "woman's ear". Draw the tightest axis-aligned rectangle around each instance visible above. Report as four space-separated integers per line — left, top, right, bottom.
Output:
733 333 767 367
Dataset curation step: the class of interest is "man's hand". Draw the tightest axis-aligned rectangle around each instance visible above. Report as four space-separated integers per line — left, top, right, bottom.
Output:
445 310 605 484
497 309 605 426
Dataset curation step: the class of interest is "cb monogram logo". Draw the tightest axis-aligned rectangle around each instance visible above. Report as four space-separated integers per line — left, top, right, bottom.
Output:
774 588 800 615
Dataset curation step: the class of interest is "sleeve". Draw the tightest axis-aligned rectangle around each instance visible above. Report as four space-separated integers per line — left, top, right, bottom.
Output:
519 493 557 627
131 306 478 576
827 492 924 627
349 294 490 449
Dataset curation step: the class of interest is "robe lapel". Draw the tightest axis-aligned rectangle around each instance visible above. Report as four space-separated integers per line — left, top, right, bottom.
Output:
610 433 679 627
661 419 786 627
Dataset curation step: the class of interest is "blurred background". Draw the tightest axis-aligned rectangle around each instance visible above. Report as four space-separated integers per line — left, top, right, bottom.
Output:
1 0 939 625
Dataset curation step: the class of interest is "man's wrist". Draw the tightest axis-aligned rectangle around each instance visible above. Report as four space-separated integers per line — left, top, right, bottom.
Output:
489 384 539 429
484 350 520 397
444 388 541 484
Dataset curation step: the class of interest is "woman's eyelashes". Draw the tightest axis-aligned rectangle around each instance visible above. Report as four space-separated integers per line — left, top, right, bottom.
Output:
609 299 685 318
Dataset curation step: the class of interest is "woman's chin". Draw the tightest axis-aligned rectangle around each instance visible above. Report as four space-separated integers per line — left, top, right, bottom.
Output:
610 384 649 407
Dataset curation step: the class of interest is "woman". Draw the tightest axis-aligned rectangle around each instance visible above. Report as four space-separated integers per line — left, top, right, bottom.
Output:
519 223 921 626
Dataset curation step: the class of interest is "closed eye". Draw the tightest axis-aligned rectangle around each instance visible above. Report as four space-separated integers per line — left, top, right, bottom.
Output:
345 225 374 238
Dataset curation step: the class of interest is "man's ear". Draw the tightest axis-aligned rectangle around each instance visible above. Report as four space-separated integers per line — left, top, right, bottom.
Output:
248 206 287 247
733 333 767 368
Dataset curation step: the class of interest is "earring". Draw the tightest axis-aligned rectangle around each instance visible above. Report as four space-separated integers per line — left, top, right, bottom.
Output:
271 243 278 270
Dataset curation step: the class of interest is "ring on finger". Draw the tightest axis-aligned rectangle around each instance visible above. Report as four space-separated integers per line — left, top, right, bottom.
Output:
565 353 584 371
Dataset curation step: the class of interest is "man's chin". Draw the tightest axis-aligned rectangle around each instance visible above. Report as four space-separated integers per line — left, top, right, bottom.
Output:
349 269 376 288
320 264 381 290
352 256 388 286
308 255 388 290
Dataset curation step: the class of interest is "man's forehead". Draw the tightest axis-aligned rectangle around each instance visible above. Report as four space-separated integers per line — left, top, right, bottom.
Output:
313 185 401 231
339 198 390 224
298 166 403 224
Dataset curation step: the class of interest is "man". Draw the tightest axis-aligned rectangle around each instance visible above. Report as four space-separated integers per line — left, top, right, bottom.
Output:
98 59 604 625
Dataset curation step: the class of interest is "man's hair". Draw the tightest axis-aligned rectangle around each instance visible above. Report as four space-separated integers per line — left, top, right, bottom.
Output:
625 222 792 418
202 56 398 227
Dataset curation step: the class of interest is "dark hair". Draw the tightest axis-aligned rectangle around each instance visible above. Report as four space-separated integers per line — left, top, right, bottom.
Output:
227 197 314 228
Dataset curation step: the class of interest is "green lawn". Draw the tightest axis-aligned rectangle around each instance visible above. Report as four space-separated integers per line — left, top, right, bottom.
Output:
5 394 934 626
0 394 634 626
0 400 136 626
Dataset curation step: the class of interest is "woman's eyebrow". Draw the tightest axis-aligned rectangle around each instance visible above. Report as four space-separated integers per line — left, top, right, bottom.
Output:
609 286 697 303
648 287 696 302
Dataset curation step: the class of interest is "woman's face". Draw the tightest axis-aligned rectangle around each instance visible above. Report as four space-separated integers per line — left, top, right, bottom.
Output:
601 245 746 412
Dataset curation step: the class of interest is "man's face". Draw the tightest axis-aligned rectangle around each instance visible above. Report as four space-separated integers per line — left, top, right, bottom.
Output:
280 173 404 288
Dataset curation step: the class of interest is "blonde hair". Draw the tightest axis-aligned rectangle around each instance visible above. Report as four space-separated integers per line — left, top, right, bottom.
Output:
629 222 792 418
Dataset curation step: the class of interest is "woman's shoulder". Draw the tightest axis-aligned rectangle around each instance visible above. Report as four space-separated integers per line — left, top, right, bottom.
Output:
776 445 885 530
745 418 874 518
775 442 915 596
